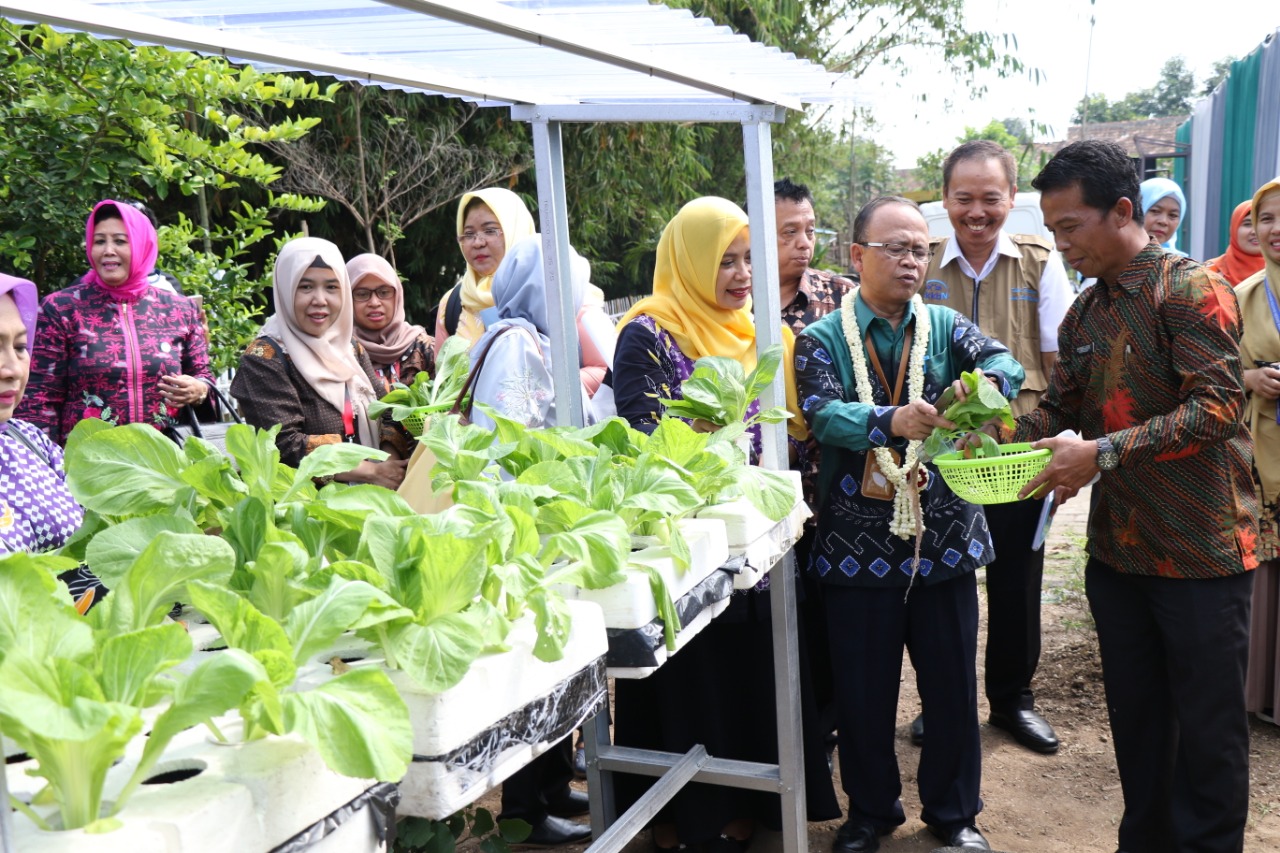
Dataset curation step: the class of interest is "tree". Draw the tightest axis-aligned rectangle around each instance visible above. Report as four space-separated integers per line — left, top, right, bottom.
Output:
913 120 1047 197
1202 55 1237 96
255 86 524 268
1071 55 1197 124
0 22 334 369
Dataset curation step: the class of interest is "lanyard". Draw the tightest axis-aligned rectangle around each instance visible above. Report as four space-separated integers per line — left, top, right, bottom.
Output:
1263 277 1280 422
864 322 914 405
342 389 356 442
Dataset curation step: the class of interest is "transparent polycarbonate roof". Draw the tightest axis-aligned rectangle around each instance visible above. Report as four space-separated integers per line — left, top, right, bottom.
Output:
8 0 848 110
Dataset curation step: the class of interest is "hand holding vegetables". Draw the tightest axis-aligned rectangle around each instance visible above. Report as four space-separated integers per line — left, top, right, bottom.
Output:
921 369 1014 461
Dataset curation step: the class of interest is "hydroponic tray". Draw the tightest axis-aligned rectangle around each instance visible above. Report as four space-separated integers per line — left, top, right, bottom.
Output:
556 517 729 629
605 564 736 679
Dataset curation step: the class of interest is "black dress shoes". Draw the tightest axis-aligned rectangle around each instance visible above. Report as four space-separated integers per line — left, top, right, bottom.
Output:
520 814 592 847
546 786 590 817
832 820 882 853
927 823 991 850
988 707 1060 754
909 713 924 746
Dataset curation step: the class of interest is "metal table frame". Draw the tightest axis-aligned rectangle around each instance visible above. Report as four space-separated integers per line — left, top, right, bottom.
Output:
511 103 807 853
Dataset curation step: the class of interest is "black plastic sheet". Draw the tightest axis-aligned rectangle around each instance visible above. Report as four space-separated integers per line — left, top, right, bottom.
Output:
270 781 400 852
603 565 736 668
411 658 608 774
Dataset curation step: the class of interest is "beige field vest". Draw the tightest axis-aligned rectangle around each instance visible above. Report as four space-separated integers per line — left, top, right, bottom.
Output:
922 234 1053 417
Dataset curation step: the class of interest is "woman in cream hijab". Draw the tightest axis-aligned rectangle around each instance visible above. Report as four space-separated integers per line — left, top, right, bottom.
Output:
232 237 406 488
609 197 836 853
433 187 536 349
1237 176 1280 724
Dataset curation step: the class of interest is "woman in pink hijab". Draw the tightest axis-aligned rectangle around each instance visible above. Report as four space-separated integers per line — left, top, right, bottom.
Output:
346 253 435 387
17 199 213 444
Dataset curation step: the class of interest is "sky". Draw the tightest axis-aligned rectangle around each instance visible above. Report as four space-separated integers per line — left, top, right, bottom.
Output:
846 0 1278 168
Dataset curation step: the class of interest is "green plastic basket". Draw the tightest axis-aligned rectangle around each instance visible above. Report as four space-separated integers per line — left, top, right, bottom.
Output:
401 412 428 437
933 442 1051 504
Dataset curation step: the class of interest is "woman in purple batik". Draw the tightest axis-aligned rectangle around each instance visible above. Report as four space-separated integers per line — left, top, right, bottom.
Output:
17 199 214 445
0 272 97 604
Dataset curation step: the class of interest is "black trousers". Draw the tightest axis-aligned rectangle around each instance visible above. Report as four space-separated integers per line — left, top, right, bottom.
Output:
824 574 982 832
1085 558 1253 853
498 738 574 824
982 498 1047 709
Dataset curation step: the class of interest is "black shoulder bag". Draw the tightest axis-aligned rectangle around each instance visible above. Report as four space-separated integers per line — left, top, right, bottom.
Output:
164 382 244 452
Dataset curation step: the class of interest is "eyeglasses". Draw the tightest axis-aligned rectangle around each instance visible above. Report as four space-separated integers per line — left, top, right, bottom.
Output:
353 286 395 302
458 228 503 244
858 242 933 264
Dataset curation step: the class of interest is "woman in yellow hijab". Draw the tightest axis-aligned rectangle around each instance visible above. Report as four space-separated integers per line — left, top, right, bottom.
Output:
1237 176 1280 724
610 197 838 853
432 187 537 349
612 195 806 445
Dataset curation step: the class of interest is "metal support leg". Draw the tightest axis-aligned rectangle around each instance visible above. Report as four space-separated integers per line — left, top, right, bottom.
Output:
587 746 709 853
584 707 615 838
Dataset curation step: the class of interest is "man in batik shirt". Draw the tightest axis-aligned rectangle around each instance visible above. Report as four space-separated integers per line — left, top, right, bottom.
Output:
1017 140 1257 853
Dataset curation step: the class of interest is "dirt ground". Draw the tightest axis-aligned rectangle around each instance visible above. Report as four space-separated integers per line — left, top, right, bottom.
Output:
458 486 1280 852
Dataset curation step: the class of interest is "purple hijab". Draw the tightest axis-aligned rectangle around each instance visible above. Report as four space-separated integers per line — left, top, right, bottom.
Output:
0 273 38 344
82 199 158 302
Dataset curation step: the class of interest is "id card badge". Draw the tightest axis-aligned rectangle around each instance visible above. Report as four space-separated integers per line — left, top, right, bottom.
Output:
861 449 900 501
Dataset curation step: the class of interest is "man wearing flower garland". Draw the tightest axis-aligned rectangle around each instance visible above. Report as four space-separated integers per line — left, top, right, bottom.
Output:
794 196 1024 853
1015 140 1257 853
914 140 1074 756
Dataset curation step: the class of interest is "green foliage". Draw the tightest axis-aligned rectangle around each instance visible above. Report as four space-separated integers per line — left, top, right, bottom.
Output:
921 371 1014 461
395 809 531 853
368 335 472 423
0 22 333 367
1071 56 1202 124
658 344 792 439
0 555 264 832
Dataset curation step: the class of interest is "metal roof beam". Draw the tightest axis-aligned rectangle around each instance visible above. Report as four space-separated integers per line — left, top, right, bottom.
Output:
0 0 554 103
511 103 786 123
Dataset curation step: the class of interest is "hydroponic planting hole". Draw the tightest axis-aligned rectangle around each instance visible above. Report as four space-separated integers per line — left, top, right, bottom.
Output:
141 760 207 785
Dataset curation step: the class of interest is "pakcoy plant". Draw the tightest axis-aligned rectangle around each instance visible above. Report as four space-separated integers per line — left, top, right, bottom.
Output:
657 343 793 447
920 370 1016 461
184 575 414 782
368 334 473 427
0 552 269 834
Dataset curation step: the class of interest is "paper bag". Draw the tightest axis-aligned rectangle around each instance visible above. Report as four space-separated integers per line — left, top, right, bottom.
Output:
397 434 454 514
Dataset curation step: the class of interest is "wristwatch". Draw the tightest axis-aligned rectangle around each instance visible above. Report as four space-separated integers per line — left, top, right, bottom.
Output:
1096 434 1120 471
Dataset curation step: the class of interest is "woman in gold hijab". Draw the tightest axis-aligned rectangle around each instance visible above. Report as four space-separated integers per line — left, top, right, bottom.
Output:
610 197 838 852
1236 176 1280 725
432 187 537 349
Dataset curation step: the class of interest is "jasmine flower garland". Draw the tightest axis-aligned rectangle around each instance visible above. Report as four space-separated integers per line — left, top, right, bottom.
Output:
842 294 929 539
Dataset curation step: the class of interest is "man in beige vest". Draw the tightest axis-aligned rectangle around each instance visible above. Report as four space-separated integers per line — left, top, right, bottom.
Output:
915 140 1073 755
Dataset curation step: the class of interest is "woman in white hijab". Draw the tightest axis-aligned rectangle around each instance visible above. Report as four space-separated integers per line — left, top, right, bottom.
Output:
467 235 601 430
231 237 407 488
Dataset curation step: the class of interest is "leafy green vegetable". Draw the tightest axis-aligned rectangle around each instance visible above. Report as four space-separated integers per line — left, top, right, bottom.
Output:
658 344 793 431
922 370 1015 461
368 335 473 423
0 558 265 832
186 577 413 781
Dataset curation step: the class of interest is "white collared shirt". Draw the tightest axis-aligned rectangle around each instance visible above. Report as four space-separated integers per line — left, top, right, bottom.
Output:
936 231 1073 352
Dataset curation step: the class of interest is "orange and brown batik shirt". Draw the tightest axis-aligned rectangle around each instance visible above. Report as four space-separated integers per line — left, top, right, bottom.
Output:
1014 244 1258 579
